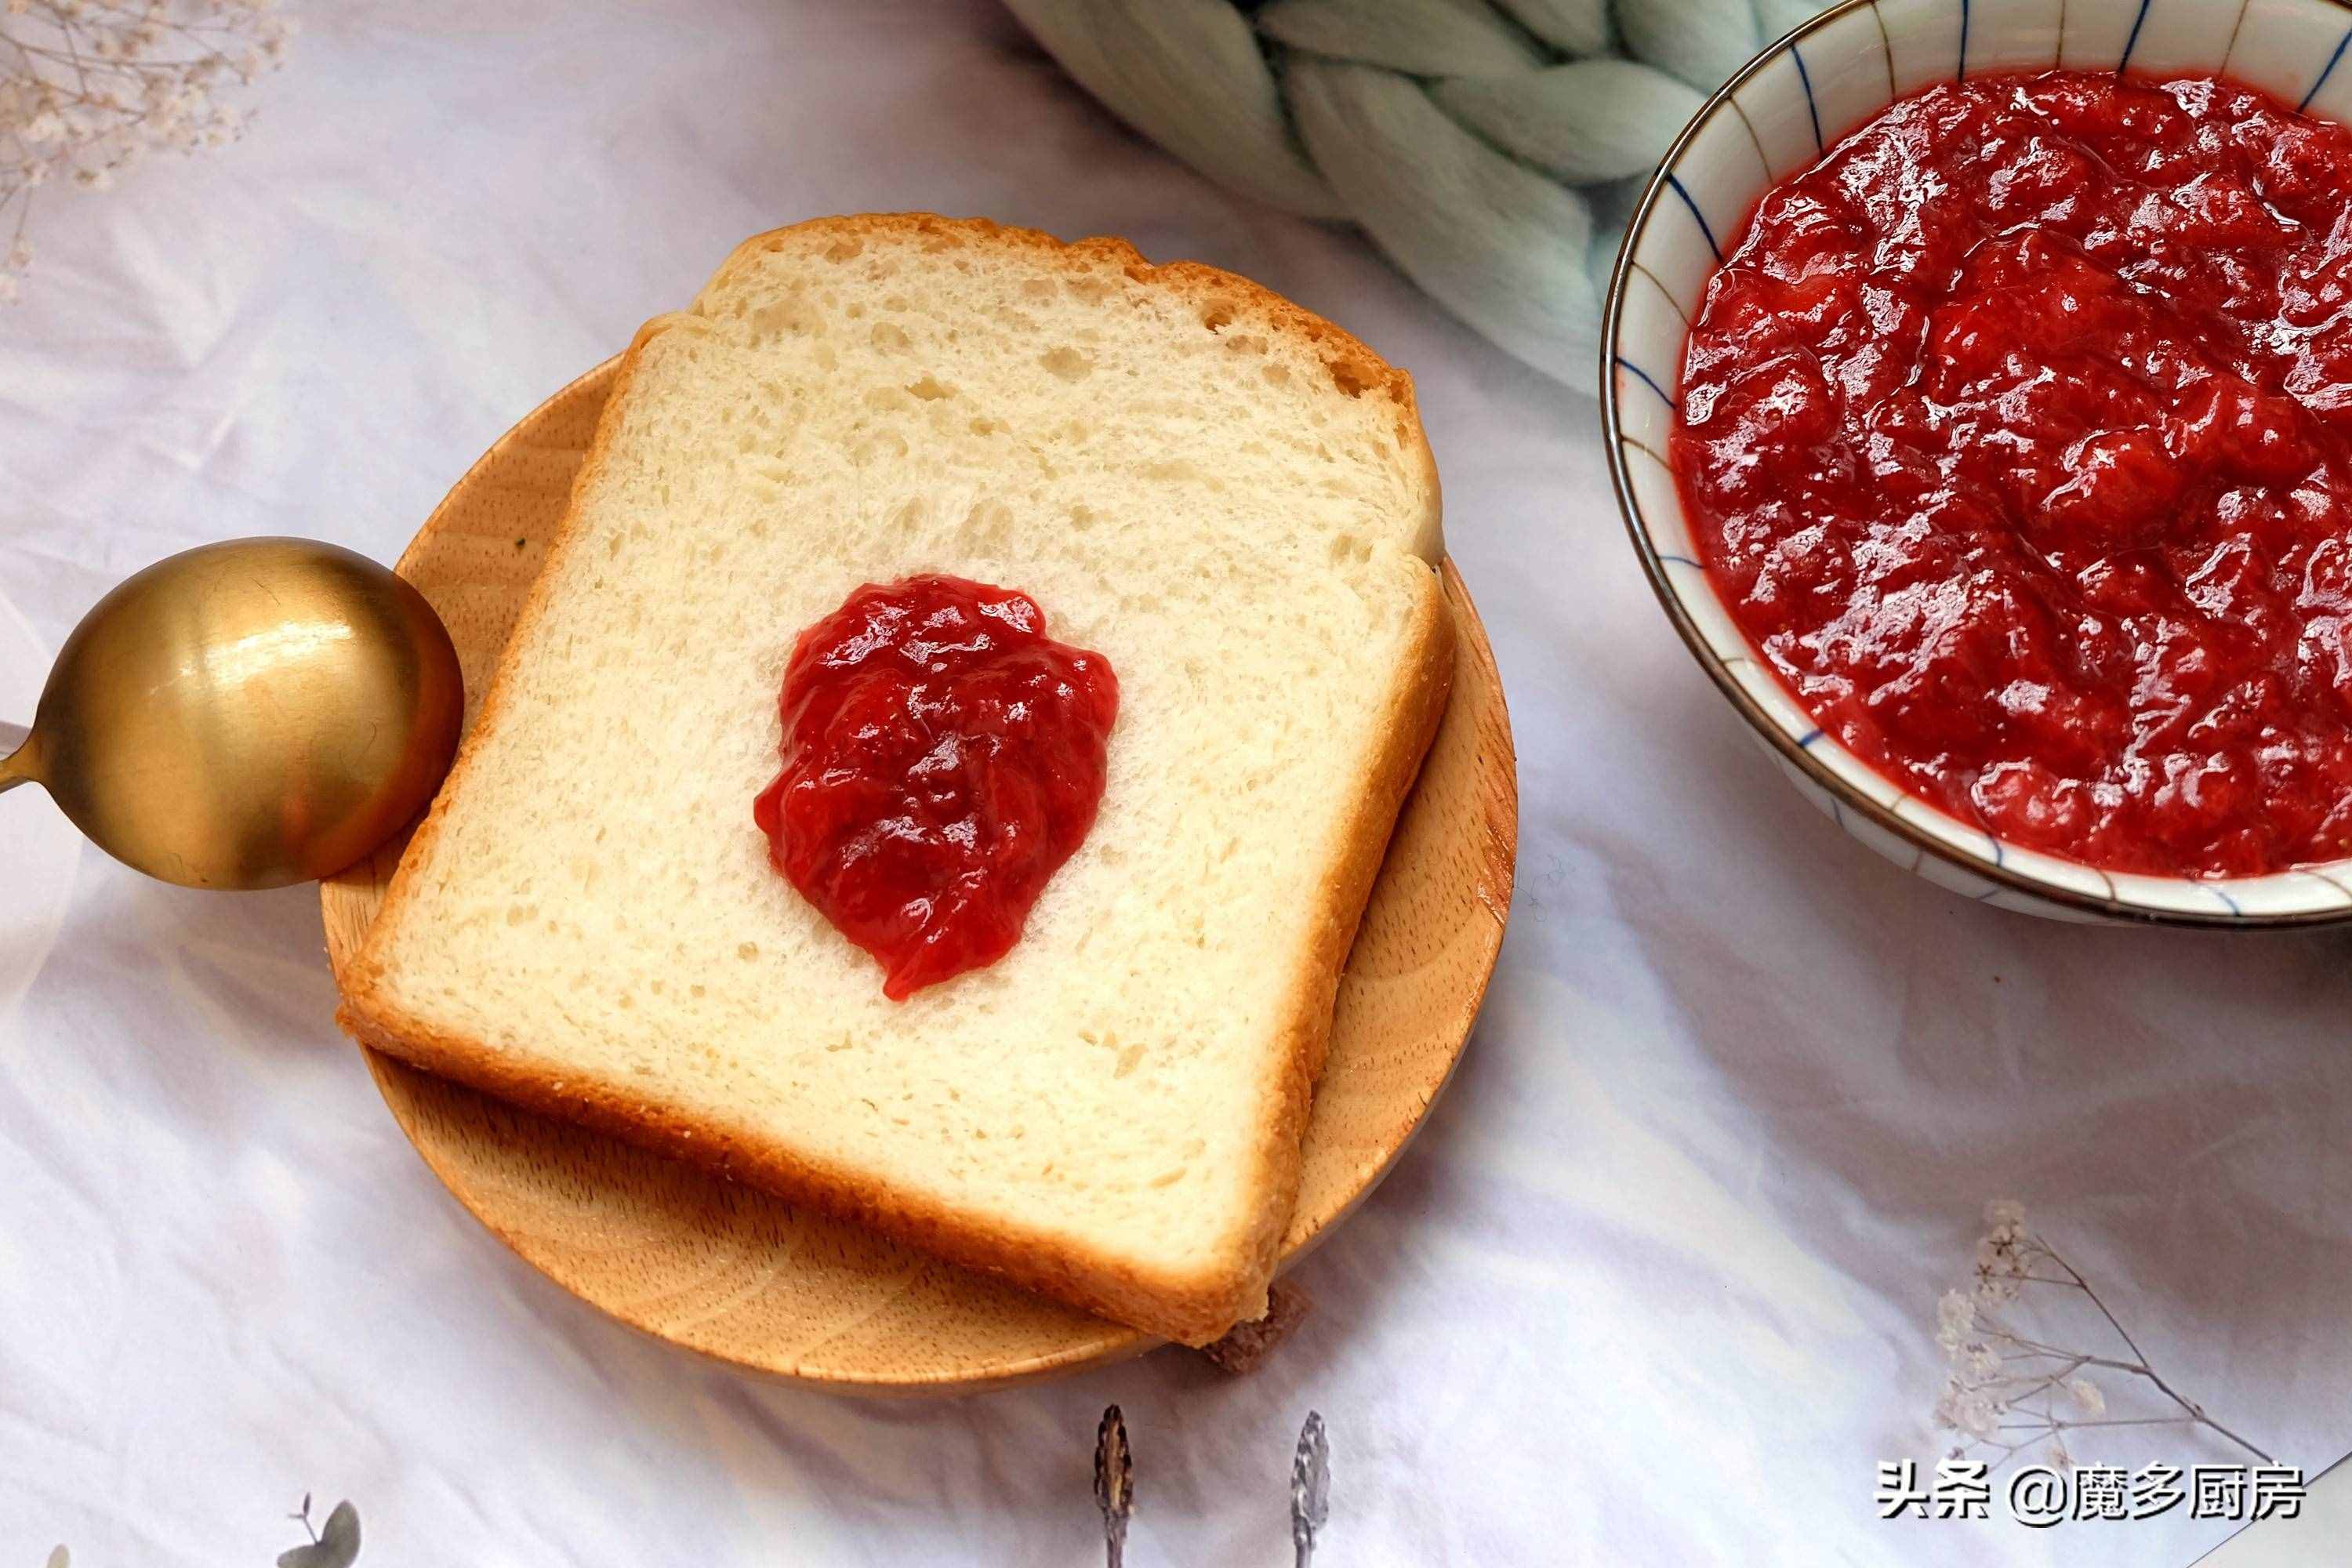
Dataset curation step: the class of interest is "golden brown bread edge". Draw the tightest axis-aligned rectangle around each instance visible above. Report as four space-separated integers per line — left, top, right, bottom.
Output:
336 213 1455 1347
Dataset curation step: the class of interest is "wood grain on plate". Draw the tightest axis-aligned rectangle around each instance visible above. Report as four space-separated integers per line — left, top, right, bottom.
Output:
320 357 1519 1392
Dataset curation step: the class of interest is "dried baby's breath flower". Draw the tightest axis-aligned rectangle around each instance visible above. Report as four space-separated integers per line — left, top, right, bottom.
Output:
1928 1201 2272 1475
1 0 296 299
1935 1288 1975 1353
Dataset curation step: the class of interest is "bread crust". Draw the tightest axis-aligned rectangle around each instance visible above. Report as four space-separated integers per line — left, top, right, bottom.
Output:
338 213 1453 1347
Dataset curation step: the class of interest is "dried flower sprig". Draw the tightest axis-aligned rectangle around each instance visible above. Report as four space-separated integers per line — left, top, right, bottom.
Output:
278 1494 361 1568
1932 1200 2273 1472
0 0 295 301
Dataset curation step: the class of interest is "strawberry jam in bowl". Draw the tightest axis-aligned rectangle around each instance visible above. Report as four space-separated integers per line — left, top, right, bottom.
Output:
1606 0 2352 924
1682 70 2352 879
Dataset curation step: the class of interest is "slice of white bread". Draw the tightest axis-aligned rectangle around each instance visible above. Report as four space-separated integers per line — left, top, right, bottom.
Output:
337 215 1451 1345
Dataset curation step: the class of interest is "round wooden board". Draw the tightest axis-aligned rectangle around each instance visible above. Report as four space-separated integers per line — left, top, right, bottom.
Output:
321 358 1519 1392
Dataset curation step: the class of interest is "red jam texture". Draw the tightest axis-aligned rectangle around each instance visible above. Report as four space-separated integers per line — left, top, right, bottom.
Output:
1673 71 2352 877
753 575 1117 999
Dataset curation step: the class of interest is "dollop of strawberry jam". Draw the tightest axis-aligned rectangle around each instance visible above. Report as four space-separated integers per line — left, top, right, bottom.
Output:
753 575 1117 998
1673 71 2352 877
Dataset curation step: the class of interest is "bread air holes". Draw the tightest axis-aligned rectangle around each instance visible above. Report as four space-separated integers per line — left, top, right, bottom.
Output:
1142 458 1207 485
1327 358 1374 397
1039 345 1092 381
906 375 956 401
746 294 821 343
1329 532 1372 565
964 499 1014 551
869 321 910 354
1200 300 1236 332
852 428 910 465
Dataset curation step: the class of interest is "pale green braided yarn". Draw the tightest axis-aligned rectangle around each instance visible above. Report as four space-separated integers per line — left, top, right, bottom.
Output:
1004 0 1821 387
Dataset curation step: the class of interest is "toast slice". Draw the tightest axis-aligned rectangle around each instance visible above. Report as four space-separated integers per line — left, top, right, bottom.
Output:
338 215 1450 1345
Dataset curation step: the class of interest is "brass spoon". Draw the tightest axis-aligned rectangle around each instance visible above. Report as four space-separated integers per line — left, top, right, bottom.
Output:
1 537 463 890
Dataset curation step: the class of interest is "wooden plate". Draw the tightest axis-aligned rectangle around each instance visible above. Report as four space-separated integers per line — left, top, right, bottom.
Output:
320 358 1519 1392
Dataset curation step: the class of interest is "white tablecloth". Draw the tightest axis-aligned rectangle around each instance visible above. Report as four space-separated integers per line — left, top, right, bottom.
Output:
5 4 2349 1563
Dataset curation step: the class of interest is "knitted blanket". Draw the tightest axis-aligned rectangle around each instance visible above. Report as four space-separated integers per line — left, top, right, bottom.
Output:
1006 0 1813 387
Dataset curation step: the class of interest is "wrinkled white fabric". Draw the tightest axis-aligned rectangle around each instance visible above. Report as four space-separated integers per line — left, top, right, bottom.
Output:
2 4 2347 1564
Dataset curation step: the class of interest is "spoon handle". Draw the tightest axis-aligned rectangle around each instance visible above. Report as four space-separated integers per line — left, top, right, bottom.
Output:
1291 1411 1329 1568
1094 1406 1131 1568
0 720 33 794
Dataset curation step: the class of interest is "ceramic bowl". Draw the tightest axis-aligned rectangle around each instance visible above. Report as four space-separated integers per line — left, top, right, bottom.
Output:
1602 0 2352 926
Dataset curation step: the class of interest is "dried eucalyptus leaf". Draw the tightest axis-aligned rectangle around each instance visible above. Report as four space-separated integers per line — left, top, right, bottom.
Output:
319 1502 360 1563
278 1501 361 1568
